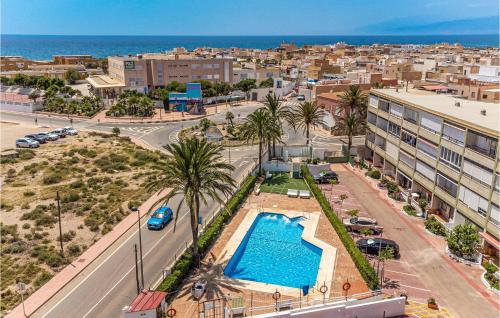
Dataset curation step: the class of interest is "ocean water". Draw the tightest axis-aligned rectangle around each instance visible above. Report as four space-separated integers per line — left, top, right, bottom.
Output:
224 212 322 289
1 34 498 60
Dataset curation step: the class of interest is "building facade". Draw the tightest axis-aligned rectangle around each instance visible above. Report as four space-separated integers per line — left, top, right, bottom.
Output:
364 88 499 259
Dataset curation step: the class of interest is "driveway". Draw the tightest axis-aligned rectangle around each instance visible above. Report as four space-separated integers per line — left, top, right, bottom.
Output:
323 164 498 318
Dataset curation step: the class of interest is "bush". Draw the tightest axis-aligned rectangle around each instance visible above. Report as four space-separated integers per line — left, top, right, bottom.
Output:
23 191 36 197
18 149 36 160
447 224 480 259
301 166 379 290
424 216 447 237
33 271 53 288
157 175 256 293
402 204 417 216
365 170 381 179
43 173 63 185
67 244 81 256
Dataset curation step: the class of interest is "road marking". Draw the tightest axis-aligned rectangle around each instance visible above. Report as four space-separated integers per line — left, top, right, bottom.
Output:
40 211 189 318
394 283 431 292
384 269 420 277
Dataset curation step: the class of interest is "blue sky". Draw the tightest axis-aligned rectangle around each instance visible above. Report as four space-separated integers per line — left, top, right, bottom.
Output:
1 0 498 35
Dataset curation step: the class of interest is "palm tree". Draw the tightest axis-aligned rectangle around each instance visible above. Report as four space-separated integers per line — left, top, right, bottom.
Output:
338 85 367 120
146 138 235 263
333 112 363 155
240 108 280 175
290 101 326 146
28 89 41 104
262 93 293 157
225 111 235 128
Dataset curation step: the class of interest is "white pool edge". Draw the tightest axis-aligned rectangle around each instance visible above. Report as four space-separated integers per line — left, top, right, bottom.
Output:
217 208 337 297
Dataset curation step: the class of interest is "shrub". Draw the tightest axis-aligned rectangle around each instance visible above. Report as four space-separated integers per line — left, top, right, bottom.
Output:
424 216 447 237
301 166 379 290
112 127 121 136
365 169 381 179
62 192 80 203
22 223 31 229
157 175 256 293
18 149 36 160
402 204 417 216
67 244 81 256
43 173 63 185
70 179 84 189
447 224 480 259
34 271 53 288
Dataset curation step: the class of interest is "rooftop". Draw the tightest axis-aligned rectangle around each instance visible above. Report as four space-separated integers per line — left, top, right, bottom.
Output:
127 291 166 312
371 88 499 134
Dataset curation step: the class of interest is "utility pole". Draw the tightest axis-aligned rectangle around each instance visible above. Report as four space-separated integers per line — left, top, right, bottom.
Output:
134 244 140 294
56 191 64 257
136 208 144 289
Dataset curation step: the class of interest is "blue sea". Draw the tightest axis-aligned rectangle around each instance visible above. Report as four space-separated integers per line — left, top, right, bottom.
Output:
1 34 498 60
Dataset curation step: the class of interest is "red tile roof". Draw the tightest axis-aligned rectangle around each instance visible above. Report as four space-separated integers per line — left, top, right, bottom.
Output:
128 291 167 312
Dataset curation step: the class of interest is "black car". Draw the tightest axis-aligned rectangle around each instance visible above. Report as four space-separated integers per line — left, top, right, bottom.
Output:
313 171 338 184
25 134 48 144
356 238 399 257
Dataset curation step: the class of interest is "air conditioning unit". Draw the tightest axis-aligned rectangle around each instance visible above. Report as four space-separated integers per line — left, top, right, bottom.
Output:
480 109 487 116
455 102 460 107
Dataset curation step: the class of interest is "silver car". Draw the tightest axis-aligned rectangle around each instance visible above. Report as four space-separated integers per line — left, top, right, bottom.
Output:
16 138 40 148
38 132 59 141
63 127 78 135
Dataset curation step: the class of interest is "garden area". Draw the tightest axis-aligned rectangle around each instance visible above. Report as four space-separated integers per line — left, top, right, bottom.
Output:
105 90 156 117
0 132 166 313
258 172 309 195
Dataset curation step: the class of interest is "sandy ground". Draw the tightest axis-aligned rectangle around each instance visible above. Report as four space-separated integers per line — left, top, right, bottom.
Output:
0 121 50 151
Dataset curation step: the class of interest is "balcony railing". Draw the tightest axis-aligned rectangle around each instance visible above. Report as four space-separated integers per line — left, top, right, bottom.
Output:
466 144 497 159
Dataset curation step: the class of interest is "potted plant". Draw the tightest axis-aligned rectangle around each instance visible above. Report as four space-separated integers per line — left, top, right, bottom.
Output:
427 297 438 310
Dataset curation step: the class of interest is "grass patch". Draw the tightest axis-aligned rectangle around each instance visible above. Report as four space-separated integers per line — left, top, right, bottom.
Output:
259 172 308 195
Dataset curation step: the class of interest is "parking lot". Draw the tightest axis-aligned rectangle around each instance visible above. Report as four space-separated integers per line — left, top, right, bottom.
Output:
0 121 43 150
318 164 498 318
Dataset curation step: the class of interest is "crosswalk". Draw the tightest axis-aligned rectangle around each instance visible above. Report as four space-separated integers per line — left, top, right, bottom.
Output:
123 126 163 135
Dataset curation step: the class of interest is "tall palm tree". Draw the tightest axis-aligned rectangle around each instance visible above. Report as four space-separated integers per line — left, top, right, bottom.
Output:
240 108 280 174
338 85 368 120
146 138 235 263
333 112 363 155
225 111 235 128
262 93 293 157
290 101 326 146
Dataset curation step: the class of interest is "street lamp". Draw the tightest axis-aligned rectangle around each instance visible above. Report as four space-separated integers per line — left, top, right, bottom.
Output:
131 206 144 289
16 281 27 317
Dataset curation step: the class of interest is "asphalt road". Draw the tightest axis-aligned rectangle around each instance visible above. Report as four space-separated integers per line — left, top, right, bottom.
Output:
1 105 355 317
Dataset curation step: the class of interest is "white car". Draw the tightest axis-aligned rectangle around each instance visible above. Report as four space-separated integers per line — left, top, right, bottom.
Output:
38 132 59 141
63 127 78 135
16 138 40 148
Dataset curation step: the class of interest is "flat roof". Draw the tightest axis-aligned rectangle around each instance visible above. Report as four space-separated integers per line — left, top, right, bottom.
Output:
86 75 125 88
371 88 499 135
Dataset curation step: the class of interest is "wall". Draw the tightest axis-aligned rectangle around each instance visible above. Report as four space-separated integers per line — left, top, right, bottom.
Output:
0 101 42 113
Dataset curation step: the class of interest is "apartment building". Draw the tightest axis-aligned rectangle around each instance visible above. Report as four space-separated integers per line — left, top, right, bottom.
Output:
365 88 499 258
97 54 233 94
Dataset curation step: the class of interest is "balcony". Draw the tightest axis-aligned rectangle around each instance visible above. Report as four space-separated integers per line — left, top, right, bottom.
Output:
434 186 456 206
377 110 389 120
418 127 440 144
440 138 463 155
466 130 498 159
460 174 492 199
464 148 495 170
436 173 458 197
437 162 460 182
413 172 435 190
402 120 419 132
400 142 416 156
456 201 488 228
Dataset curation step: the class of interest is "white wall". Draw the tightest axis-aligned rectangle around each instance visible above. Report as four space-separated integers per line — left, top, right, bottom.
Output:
0 101 42 113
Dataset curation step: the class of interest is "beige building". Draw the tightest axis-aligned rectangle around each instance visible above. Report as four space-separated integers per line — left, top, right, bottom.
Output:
89 54 233 95
365 88 500 259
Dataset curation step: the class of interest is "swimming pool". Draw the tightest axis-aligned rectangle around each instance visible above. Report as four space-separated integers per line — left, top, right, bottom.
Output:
224 212 322 289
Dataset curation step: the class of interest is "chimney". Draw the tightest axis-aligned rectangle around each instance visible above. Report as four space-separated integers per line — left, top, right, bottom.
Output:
481 109 486 116
455 102 460 107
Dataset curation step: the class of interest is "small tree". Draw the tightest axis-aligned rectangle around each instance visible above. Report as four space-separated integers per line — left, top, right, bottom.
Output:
111 127 120 136
225 111 235 128
64 69 80 84
337 193 349 216
28 89 41 104
378 247 395 287
346 209 359 218
447 224 480 259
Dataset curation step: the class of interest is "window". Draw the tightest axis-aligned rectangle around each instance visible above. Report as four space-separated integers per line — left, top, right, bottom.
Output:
417 138 438 158
436 173 458 196
439 146 462 170
462 159 493 186
379 99 390 112
416 160 435 181
494 173 500 192
369 95 379 108
458 186 489 217
368 112 377 125
389 102 403 117
388 121 401 137
376 117 388 132
401 130 417 147
367 131 375 143
420 112 442 134
403 107 418 124
442 122 465 146
490 204 500 226
386 141 399 159
466 130 498 158
399 151 415 168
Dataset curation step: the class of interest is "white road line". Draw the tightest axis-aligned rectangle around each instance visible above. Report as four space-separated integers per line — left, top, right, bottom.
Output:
394 283 431 292
41 211 188 318
384 269 420 277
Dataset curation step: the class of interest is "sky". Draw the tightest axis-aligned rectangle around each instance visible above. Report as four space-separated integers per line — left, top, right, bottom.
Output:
1 0 498 35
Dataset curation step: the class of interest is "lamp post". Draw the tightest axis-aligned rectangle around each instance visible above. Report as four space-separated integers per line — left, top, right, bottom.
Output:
17 282 27 317
56 191 64 257
131 206 144 289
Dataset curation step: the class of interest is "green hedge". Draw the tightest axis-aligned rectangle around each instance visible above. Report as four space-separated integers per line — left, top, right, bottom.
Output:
301 166 379 290
156 175 257 293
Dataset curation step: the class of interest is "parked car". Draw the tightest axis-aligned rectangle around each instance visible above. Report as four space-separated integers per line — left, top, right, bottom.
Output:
62 127 78 135
356 238 399 257
16 138 40 148
50 128 67 138
147 206 174 230
297 94 306 101
313 171 338 184
25 134 48 144
38 132 59 141
343 217 383 234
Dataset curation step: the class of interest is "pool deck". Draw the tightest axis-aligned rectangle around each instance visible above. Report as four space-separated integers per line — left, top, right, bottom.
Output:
168 191 369 317
218 208 337 297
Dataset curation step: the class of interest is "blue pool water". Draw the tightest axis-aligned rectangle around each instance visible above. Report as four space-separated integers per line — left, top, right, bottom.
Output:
224 212 322 289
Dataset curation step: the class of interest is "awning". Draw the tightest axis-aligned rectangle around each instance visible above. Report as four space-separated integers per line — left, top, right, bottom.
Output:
86 75 126 88
480 232 500 250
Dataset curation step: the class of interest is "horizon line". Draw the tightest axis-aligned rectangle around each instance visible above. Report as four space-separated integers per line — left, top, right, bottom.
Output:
2 33 500 37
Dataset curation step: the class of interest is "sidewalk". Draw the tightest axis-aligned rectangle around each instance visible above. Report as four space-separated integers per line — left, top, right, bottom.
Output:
90 104 230 124
7 188 170 318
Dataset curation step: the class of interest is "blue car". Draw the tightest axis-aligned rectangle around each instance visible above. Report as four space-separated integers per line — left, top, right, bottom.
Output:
147 207 173 230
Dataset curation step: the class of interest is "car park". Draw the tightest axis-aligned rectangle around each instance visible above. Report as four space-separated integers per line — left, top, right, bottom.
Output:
25 134 48 144
51 128 67 138
38 132 60 141
343 216 383 234
147 206 174 230
16 138 40 148
63 127 78 135
356 238 399 257
313 171 338 184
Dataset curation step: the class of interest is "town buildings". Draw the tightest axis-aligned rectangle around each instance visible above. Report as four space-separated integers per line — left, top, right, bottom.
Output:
364 88 499 259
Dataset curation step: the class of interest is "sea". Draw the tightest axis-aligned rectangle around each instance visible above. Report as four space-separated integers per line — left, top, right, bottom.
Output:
1 34 499 61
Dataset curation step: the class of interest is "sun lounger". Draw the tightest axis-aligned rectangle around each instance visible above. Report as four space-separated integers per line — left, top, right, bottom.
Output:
299 190 311 199
287 189 299 197
277 299 293 311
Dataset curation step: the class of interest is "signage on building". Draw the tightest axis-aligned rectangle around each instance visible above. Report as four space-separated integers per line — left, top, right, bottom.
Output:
124 61 135 70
